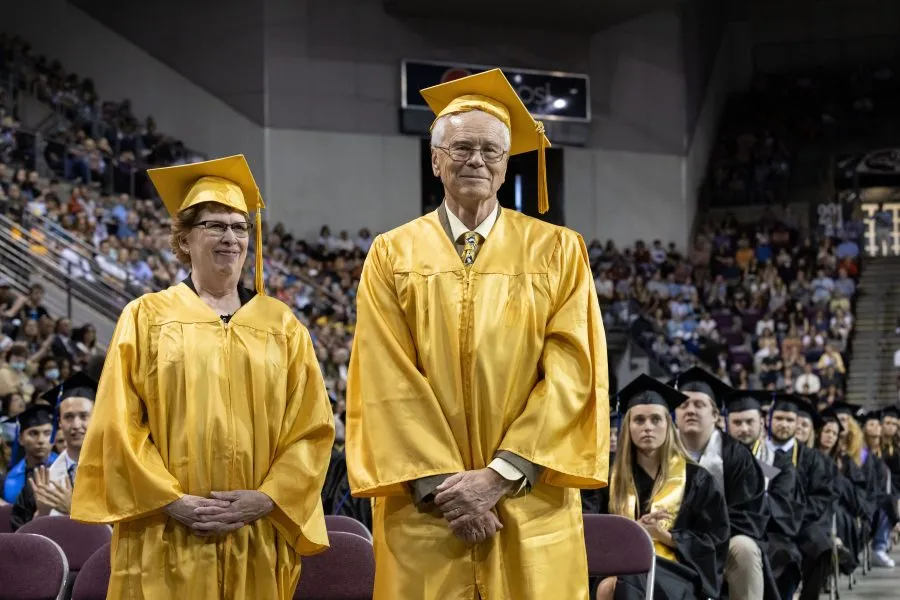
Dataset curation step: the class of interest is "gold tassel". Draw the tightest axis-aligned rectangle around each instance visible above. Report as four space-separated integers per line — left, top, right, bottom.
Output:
255 204 265 296
536 121 549 214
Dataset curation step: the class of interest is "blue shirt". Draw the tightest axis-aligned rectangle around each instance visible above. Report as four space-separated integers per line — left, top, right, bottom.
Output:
836 241 859 259
2 453 58 503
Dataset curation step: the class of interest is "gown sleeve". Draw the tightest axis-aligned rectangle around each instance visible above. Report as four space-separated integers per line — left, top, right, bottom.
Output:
70 300 184 523
258 322 335 555
496 231 610 489
723 438 768 541
671 465 731 600
797 449 836 557
346 235 467 497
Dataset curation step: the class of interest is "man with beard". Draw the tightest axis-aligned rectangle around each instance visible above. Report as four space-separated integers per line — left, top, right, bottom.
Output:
670 368 777 600
753 394 835 600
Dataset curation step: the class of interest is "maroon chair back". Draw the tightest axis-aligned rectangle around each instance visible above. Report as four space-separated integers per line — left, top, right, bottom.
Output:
0 503 12 534
294 531 375 600
0 532 69 600
17 516 112 573
70 543 111 600
324 515 373 542
583 514 656 595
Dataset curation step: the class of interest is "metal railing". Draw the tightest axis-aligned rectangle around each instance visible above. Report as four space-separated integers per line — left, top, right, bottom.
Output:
0 214 132 320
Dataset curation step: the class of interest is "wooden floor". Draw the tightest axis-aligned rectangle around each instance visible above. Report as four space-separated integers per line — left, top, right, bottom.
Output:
834 546 899 599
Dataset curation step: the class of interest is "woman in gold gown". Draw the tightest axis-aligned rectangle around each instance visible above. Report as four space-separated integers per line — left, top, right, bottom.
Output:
71 155 335 600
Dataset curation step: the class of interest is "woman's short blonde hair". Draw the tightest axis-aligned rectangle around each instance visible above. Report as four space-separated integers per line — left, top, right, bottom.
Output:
169 202 248 265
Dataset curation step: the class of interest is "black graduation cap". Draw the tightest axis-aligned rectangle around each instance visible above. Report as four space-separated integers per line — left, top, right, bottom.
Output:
855 408 881 426
770 393 803 415
39 371 98 406
616 374 688 413
882 406 900 420
723 390 771 415
16 403 54 432
668 367 734 410
828 401 860 417
794 395 823 428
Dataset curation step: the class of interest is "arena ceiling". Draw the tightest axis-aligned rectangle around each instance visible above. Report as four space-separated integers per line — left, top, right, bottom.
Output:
382 0 683 32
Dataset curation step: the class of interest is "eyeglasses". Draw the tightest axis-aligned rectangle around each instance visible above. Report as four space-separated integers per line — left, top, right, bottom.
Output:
433 145 507 164
193 221 252 238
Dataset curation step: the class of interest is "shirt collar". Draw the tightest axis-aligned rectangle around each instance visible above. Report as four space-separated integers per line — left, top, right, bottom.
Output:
767 437 795 453
64 450 78 467
445 202 499 242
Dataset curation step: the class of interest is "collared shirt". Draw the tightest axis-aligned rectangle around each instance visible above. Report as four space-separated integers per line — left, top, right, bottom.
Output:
445 201 524 490
767 437 795 454
445 202 500 242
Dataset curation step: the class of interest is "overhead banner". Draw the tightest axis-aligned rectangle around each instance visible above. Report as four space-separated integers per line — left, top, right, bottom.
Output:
401 60 590 123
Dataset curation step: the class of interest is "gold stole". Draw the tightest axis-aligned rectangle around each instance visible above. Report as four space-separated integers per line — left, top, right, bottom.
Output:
753 439 799 467
611 453 687 561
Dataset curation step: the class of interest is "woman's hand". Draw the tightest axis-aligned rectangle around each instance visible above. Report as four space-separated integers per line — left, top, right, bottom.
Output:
639 510 674 546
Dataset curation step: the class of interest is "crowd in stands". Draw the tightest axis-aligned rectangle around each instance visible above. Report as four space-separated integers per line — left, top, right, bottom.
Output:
593 210 860 405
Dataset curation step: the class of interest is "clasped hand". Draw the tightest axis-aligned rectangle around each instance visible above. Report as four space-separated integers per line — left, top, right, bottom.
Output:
638 510 672 543
433 469 514 545
164 490 274 537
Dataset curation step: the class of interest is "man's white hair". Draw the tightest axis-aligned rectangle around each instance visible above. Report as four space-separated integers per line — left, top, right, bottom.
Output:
431 111 511 151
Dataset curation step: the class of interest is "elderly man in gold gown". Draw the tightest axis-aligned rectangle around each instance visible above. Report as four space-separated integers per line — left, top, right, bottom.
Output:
70 155 335 599
346 69 610 599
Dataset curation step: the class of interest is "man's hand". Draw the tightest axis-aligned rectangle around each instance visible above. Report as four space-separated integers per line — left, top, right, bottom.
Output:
163 495 235 535
434 469 515 523
29 466 72 516
449 510 503 545
191 490 274 535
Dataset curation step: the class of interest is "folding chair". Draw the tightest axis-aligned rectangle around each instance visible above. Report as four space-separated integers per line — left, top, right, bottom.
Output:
18 516 112 595
70 543 111 600
324 515 373 542
293 531 375 599
0 532 69 600
583 514 656 600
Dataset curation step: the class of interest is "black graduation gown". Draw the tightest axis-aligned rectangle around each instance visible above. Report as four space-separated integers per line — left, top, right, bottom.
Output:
762 448 805 583
719 435 782 600
795 444 836 560
885 445 900 496
10 480 37 531
320 449 372 529
599 461 730 600
583 452 616 514
830 455 863 573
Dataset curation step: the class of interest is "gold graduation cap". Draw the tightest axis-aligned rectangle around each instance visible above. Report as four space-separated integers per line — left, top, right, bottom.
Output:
420 68 552 214
147 155 266 295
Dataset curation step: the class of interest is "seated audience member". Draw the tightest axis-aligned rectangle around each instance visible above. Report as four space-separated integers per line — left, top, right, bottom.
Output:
595 375 729 600
1 403 58 503
10 372 95 530
670 367 777 600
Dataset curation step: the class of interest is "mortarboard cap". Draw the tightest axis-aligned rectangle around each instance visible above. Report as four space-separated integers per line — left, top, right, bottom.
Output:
147 155 266 295
881 406 900 420
856 409 881 425
616 374 688 414
828 401 860 417
40 371 98 406
770 393 802 415
16 403 54 432
668 367 733 410
724 390 770 415
420 69 552 214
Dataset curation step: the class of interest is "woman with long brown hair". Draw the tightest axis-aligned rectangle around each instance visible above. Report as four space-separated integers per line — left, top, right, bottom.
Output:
595 375 729 600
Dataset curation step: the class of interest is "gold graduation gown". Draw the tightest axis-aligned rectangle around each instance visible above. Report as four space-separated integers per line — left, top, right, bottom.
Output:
70 283 335 600
347 208 610 600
